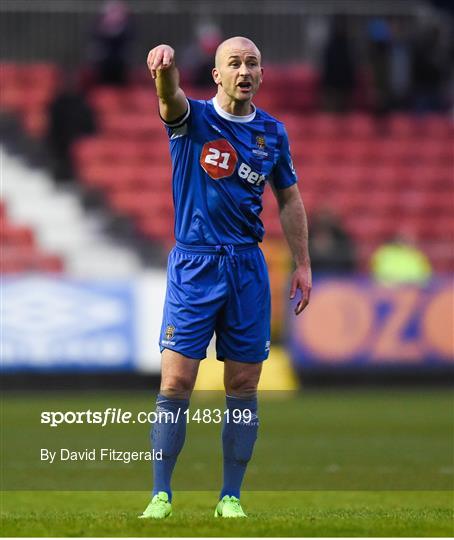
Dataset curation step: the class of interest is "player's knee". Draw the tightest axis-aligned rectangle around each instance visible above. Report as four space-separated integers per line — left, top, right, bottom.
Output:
225 374 258 398
161 375 194 399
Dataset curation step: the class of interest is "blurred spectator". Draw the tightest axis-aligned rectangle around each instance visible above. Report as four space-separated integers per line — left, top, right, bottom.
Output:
47 71 96 181
181 22 222 88
389 18 412 110
304 15 330 67
411 23 449 112
321 16 357 112
309 208 356 274
367 18 393 115
90 0 135 86
371 234 432 285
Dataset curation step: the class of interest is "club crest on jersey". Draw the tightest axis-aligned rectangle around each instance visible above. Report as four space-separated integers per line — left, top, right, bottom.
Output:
252 134 268 159
256 135 266 149
165 325 175 340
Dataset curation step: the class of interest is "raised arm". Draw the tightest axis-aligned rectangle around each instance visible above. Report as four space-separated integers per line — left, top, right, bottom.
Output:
271 183 312 315
146 44 188 123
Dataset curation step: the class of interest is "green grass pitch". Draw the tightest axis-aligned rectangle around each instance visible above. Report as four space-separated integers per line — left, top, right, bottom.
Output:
2 490 453 537
1 389 453 536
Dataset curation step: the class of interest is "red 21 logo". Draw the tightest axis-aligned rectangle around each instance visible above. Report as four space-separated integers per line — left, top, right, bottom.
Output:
200 139 238 180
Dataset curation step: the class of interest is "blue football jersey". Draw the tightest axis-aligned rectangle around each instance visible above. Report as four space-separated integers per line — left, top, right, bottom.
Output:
163 96 297 246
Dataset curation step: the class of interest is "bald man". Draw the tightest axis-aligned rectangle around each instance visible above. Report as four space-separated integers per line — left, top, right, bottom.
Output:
140 37 311 519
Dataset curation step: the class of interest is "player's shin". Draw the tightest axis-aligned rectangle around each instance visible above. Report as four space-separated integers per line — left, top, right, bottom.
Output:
220 395 258 500
151 394 189 501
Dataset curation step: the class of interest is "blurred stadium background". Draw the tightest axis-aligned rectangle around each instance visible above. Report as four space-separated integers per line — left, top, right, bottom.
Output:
1 0 453 389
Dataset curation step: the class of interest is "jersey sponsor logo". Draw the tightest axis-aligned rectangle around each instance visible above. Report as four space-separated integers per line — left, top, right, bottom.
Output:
200 138 265 186
238 162 266 186
200 139 238 180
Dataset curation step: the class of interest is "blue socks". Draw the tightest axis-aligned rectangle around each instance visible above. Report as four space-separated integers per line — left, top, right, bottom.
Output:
220 395 259 500
151 393 258 501
151 393 189 502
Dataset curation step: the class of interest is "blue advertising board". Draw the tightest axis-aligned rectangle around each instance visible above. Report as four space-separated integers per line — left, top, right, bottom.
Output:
1 276 136 371
288 278 453 371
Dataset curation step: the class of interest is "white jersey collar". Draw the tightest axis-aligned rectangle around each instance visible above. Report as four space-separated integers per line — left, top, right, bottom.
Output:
212 95 256 123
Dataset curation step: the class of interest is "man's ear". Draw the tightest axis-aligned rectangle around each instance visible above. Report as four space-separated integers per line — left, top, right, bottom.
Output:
212 67 221 85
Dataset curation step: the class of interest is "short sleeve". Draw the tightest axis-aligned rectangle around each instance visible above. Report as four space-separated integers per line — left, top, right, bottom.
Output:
272 126 298 189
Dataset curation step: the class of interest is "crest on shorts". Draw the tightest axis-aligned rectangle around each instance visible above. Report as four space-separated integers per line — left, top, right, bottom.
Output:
165 325 175 340
256 135 266 149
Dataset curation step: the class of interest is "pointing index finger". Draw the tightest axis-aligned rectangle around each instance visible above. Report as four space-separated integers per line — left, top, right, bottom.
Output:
162 49 171 67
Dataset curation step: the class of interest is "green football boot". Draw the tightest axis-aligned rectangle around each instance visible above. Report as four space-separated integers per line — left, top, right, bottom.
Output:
139 491 172 519
214 495 247 518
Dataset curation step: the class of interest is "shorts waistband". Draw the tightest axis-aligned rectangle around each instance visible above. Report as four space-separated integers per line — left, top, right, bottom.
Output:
175 241 258 255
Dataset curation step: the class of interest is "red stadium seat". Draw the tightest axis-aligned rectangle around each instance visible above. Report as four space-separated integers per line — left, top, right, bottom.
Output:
262 213 283 239
124 87 156 112
335 165 373 190
387 114 422 138
342 114 376 139
285 65 320 89
371 138 419 165
420 115 453 139
260 65 286 90
37 254 65 272
418 192 454 215
337 140 372 164
0 222 35 247
88 87 123 113
108 189 173 220
22 108 48 138
0 244 64 274
100 112 163 137
73 137 106 165
416 140 452 164
253 91 279 111
0 207 65 274
395 164 452 190
137 215 174 244
22 63 58 86
363 165 403 190
311 114 339 138
286 89 319 112
0 63 21 84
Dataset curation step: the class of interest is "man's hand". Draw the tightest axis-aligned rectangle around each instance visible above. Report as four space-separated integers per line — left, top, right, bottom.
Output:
146 43 186 121
289 264 312 315
147 44 175 79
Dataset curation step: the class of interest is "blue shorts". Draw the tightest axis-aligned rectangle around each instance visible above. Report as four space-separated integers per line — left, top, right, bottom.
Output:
159 242 271 363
